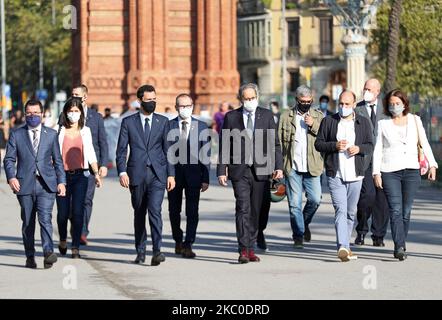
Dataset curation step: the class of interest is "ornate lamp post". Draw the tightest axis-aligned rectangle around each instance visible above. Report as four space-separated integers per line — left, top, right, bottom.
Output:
324 0 382 97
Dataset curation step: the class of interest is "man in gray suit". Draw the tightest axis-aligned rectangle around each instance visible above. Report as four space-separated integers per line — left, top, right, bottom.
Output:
354 79 390 247
4 100 66 269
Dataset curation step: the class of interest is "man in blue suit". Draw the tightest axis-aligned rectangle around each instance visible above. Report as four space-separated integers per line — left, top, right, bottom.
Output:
3 100 66 269
116 84 175 266
71 84 109 244
168 94 211 258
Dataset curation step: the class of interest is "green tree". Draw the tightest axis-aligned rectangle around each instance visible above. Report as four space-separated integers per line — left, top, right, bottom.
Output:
5 0 71 106
370 0 442 96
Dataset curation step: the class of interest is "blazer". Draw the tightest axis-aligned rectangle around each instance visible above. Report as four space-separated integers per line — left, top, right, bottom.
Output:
169 117 211 188
278 107 324 177
116 112 175 186
58 126 98 173
217 106 283 181
372 114 438 175
314 113 374 178
3 125 66 195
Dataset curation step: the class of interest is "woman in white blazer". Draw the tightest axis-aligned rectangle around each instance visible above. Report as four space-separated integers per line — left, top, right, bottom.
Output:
56 97 102 259
372 89 438 261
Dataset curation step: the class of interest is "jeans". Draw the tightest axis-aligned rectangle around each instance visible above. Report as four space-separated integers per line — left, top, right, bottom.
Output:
382 169 421 252
285 169 321 240
57 172 89 249
82 174 96 237
328 176 363 250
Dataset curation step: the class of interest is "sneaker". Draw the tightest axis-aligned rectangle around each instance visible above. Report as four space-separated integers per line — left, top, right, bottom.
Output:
248 249 260 262
338 247 350 262
348 250 358 261
394 247 407 261
238 248 249 264
80 235 88 246
294 238 304 249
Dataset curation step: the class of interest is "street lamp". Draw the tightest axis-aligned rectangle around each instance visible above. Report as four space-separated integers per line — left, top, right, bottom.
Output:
324 0 382 98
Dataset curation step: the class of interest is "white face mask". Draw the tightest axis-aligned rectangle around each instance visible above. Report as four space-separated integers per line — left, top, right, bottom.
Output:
389 104 405 116
363 90 375 103
339 106 354 118
67 112 81 124
179 107 193 120
243 99 258 113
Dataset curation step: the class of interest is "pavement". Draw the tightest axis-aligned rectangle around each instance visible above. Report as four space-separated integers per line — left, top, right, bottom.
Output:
0 168 441 300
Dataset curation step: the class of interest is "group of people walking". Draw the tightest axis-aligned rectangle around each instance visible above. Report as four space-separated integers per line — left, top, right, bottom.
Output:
2 78 438 269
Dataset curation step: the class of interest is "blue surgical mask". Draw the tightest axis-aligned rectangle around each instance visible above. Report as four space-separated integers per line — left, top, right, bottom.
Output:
320 102 328 111
339 106 353 118
26 115 41 128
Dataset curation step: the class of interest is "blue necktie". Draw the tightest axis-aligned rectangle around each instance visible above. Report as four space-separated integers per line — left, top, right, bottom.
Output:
144 117 151 166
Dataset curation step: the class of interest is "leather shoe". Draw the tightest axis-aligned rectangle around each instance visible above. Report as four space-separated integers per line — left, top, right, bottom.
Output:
44 252 58 269
355 233 365 245
238 248 249 264
175 242 184 255
257 232 267 251
294 238 304 249
58 240 67 256
394 247 407 261
25 257 37 269
71 248 81 259
134 252 146 264
373 238 385 247
304 225 311 242
182 247 196 259
151 252 166 266
248 249 260 262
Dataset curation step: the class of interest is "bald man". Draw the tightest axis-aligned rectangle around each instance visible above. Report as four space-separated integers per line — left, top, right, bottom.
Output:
354 79 390 247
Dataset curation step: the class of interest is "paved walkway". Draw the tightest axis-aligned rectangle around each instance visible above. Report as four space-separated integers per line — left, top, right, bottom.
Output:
0 169 441 299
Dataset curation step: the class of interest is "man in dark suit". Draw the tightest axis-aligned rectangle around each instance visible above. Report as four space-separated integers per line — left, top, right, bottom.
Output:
4 100 66 269
71 84 109 245
116 84 175 266
168 94 211 258
354 78 390 247
217 83 283 264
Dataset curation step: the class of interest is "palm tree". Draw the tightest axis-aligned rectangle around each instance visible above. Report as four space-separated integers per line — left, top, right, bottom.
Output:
385 0 403 93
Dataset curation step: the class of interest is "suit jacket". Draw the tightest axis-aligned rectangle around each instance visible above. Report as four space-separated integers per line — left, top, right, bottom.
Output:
58 107 109 167
169 117 210 188
116 112 175 186
355 98 389 168
3 125 66 195
217 106 283 181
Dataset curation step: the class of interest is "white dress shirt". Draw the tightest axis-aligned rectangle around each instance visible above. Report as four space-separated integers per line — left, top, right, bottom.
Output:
373 114 438 175
139 112 153 131
242 109 255 131
365 101 377 118
335 117 364 182
178 117 191 140
28 124 42 151
293 111 308 173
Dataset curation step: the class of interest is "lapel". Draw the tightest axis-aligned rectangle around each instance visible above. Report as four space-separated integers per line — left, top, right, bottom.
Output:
254 107 264 131
171 117 180 143
147 113 161 148
189 117 198 143
134 113 146 148
289 108 297 130
236 107 246 131
23 125 36 157
36 126 48 158
376 98 384 121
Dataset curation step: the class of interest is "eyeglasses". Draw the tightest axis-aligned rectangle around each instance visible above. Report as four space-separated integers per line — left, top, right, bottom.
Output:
178 105 193 109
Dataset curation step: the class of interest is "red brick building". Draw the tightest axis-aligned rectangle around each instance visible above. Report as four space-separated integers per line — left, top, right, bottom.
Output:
72 0 240 113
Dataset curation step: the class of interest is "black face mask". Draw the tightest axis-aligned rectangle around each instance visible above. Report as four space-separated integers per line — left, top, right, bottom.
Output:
297 100 312 113
141 101 156 113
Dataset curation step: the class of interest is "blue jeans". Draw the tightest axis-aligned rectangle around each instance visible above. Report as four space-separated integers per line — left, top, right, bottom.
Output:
285 169 321 240
57 172 89 249
328 176 363 250
382 169 421 252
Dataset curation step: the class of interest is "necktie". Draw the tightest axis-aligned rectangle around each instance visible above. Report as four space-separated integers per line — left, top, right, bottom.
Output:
144 118 151 166
181 121 188 141
247 112 253 138
369 104 376 127
32 129 39 155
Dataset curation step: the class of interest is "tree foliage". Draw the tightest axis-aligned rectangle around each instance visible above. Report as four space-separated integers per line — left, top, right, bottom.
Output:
370 0 442 96
4 0 71 104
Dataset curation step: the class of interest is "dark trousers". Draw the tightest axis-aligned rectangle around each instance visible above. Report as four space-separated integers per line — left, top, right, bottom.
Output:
258 180 271 233
57 172 88 248
82 174 96 237
231 167 267 251
130 167 165 254
382 169 421 251
356 167 389 239
168 181 200 247
17 176 56 258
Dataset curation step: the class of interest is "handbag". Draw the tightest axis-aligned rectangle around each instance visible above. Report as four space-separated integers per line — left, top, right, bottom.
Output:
413 115 429 175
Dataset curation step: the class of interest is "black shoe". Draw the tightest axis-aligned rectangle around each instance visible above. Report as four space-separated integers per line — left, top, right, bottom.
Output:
372 237 385 247
175 242 184 255
294 238 304 249
355 233 365 245
134 252 146 264
71 248 81 259
43 252 58 269
304 225 311 242
25 257 37 269
58 240 67 256
151 252 166 266
257 232 267 251
182 247 196 259
394 247 407 261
